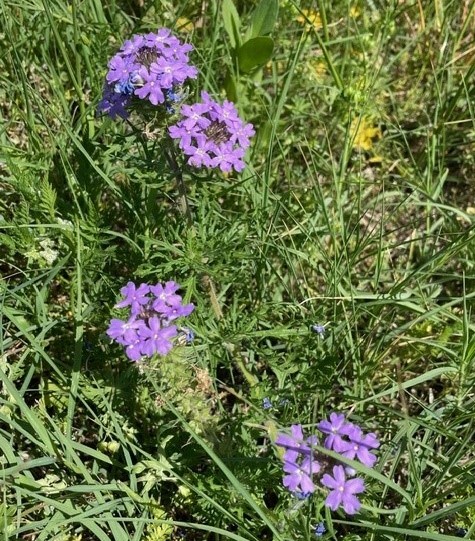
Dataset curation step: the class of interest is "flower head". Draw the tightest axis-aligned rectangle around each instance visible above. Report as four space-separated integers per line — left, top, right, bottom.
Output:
115 282 151 315
107 280 194 361
275 415 378 514
311 323 325 336
168 91 255 173
276 425 320 495
99 28 197 119
276 424 318 461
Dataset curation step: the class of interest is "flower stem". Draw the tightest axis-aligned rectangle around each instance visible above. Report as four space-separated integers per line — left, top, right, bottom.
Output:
164 141 193 229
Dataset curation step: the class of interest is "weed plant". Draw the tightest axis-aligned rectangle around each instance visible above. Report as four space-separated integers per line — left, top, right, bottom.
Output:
1 0 475 540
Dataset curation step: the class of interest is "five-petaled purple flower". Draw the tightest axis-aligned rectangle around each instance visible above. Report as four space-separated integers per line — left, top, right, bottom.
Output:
98 28 197 118
321 465 365 515
106 280 194 361
336 425 380 467
283 456 320 494
168 91 255 173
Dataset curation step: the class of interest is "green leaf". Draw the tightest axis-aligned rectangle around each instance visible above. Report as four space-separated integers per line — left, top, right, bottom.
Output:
222 0 241 49
223 70 238 102
249 0 279 38
237 36 274 73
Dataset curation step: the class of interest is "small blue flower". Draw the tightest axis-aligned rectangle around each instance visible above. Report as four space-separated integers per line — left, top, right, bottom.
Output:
177 327 195 345
183 328 195 343
311 323 325 336
262 397 272 410
293 491 312 500
114 78 136 95
166 89 183 103
313 522 326 537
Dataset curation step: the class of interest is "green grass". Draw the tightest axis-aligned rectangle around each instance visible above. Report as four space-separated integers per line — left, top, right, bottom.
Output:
1 0 475 540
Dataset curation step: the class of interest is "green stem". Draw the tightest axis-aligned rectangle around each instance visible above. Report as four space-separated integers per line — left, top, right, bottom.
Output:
164 141 193 229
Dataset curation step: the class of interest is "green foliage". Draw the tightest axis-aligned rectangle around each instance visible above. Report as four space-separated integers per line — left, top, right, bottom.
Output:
237 36 274 73
246 0 279 39
1 0 475 540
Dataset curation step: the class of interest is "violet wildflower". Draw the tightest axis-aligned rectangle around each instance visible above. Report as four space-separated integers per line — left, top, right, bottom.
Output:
317 412 354 451
321 465 365 515
106 280 194 361
336 425 380 467
168 91 255 173
150 281 184 313
275 415 379 515
138 316 177 356
99 28 197 119
276 425 320 496
115 282 151 315
283 456 320 494
276 424 318 460
98 84 131 119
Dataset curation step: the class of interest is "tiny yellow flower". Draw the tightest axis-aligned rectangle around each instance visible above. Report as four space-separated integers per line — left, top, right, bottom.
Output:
296 9 322 32
350 117 382 151
350 6 361 18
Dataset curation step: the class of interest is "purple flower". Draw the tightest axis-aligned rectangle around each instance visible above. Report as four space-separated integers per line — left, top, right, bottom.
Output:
106 55 139 84
99 28 197 118
134 67 166 105
276 425 321 495
124 336 144 361
168 91 255 173
336 426 380 467
311 323 325 336
321 465 365 515
120 35 145 55
165 302 195 321
180 103 211 131
317 412 353 451
283 457 320 494
115 282 151 315
276 424 318 458
150 281 182 312
106 317 145 345
138 317 177 356
211 144 245 173
98 84 130 119
107 280 194 361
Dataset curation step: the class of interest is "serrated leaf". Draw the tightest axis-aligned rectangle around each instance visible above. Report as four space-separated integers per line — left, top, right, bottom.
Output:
222 0 241 49
249 0 279 38
237 36 274 73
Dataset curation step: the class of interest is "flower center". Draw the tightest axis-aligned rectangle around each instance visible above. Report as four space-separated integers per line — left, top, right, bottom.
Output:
204 121 231 145
136 48 158 68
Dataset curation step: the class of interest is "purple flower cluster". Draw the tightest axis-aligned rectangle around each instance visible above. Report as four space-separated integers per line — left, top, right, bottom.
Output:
98 28 197 119
106 281 194 361
275 413 379 515
168 91 255 173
